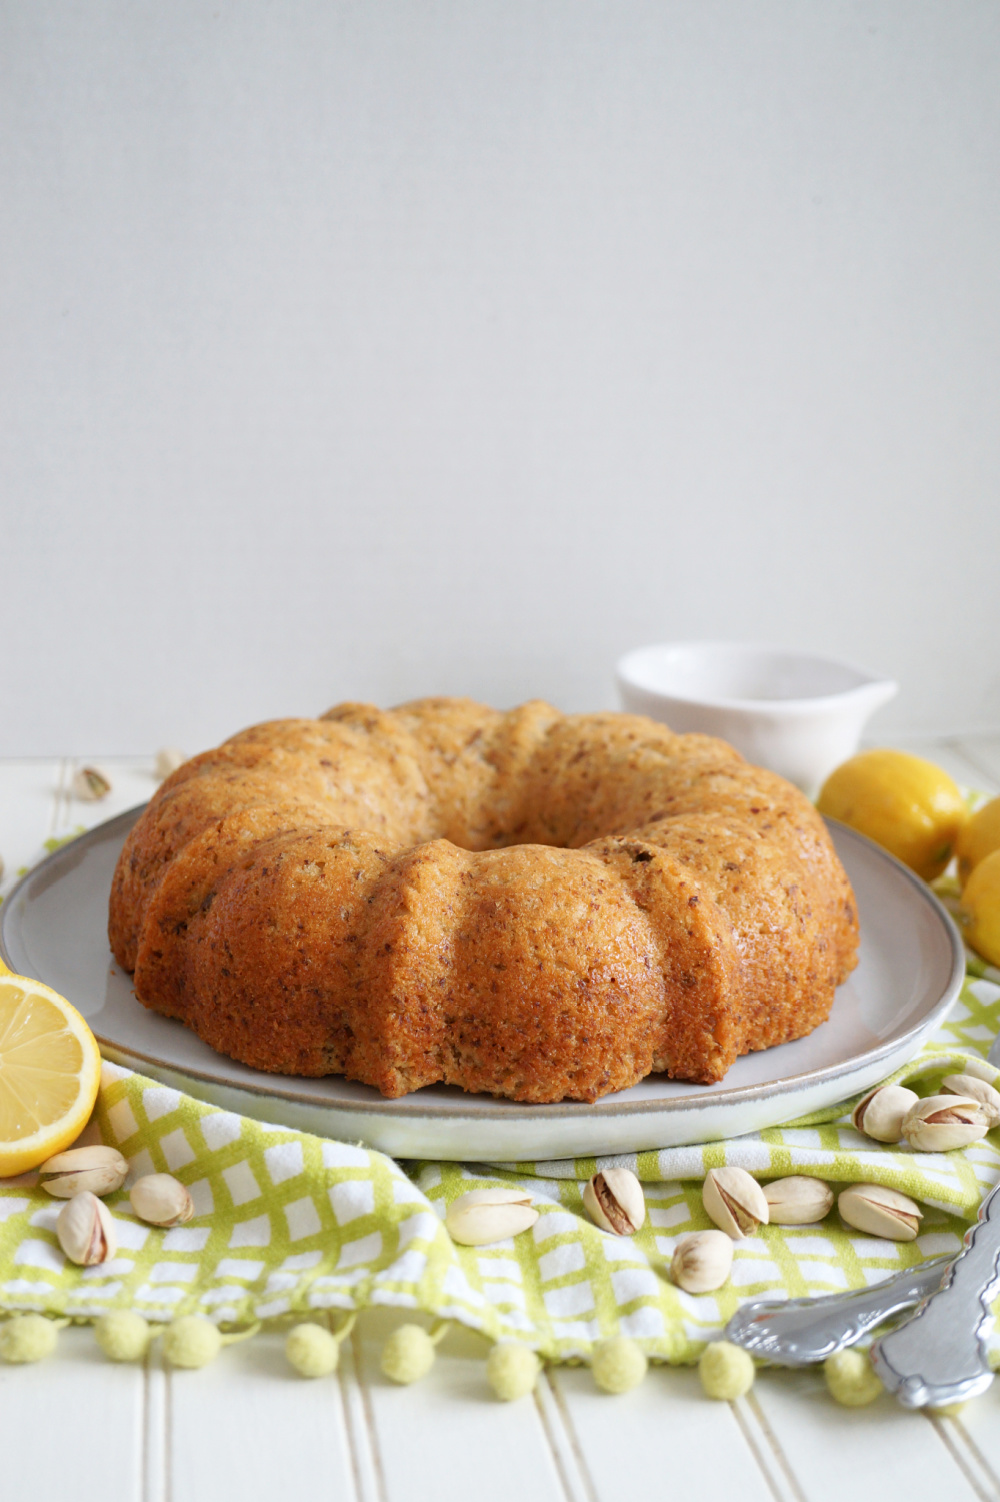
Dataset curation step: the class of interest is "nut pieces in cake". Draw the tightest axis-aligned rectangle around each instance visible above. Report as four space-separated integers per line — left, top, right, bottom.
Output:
838 1183 922 1241
582 1169 645 1236
851 1085 920 1143
57 1191 117 1265
129 1174 194 1228
446 1188 538 1246
702 1167 769 1239
901 1095 989 1152
39 1145 129 1198
762 1176 835 1225
670 1230 734 1293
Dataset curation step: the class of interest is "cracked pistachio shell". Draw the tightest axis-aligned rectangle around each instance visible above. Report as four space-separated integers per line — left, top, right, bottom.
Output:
702 1167 769 1239
72 766 111 801
941 1074 1000 1128
154 747 187 781
56 1191 117 1265
39 1145 129 1199
762 1176 834 1226
901 1095 989 1152
129 1173 194 1228
670 1230 734 1293
583 1168 646 1236
851 1085 920 1143
446 1188 538 1246
838 1183 922 1241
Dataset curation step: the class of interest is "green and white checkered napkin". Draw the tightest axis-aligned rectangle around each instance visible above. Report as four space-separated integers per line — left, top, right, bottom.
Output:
3 904 1000 1365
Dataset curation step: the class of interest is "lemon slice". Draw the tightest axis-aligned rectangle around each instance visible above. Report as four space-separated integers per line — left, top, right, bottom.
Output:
0 974 102 1176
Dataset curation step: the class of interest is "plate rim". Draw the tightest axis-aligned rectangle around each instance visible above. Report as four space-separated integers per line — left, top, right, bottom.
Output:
0 804 967 1125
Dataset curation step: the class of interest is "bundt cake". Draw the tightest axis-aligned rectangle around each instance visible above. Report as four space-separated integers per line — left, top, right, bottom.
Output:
108 698 859 1104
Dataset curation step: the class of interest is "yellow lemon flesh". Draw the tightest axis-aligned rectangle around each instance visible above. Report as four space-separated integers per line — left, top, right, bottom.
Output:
957 796 1000 887
0 975 102 1177
961 848 1000 968
816 748 968 882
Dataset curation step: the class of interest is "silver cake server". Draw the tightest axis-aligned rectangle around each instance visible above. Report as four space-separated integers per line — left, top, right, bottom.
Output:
724 1257 952 1366
870 1181 1000 1407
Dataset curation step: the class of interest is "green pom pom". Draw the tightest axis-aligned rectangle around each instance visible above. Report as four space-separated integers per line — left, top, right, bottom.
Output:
94 1312 151 1363
0 1315 58 1365
824 1349 882 1407
591 1336 647 1394
286 1323 340 1378
162 1315 223 1370
699 1341 755 1400
487 1342 540 1401
930 1400 968 1419
381 1324 436 1385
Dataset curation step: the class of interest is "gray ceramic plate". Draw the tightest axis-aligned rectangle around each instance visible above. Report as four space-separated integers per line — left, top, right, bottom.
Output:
0 811 965 1161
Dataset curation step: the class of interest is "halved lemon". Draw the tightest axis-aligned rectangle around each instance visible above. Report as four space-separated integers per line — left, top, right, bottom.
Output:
0 974 102 1176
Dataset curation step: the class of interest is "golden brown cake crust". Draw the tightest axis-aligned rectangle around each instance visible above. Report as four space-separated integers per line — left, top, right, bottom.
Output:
108 698 859 1102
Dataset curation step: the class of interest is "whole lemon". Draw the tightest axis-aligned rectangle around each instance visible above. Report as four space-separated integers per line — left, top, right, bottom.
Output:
960 848 1000 967
816 749 968 882
956 796 1000 887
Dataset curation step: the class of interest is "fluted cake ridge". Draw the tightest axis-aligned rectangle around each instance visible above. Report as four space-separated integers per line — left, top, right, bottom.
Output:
108 698 859 1103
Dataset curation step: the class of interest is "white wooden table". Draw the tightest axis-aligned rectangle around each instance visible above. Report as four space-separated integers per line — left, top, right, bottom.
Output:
3 736 1000 1502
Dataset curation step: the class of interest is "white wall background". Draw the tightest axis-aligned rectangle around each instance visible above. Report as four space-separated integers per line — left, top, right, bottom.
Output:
2 0 998 755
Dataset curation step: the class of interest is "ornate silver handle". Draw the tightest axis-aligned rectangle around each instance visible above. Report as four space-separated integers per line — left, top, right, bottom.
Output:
870 1182 1000 1408
724 1257 952 1366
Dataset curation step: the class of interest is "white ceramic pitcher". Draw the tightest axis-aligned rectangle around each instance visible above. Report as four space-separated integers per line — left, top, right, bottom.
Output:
616 642 898 799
